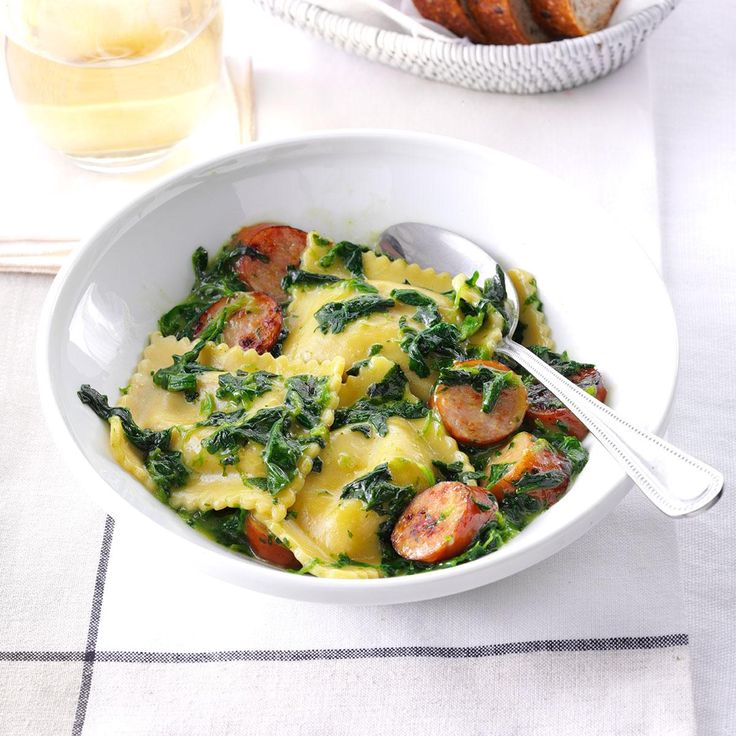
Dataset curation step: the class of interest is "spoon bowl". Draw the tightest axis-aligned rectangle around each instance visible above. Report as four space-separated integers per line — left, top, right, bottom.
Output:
378 221 521 332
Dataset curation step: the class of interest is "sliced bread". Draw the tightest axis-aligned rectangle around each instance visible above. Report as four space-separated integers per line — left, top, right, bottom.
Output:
529 0 620 37
412 0 489 43
466 0 552 45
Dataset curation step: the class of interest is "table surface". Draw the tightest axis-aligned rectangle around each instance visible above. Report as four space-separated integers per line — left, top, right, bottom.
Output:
0 1 734 734
646 3 735 734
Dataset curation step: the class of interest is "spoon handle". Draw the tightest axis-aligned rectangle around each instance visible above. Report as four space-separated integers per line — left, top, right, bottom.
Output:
497 340 724 517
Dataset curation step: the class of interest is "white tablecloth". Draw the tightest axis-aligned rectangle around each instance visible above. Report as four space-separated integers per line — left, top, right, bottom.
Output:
0 1 733 734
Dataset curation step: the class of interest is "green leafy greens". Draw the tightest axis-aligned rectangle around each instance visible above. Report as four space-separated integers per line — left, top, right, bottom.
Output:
333 364 428 437
78 385 188 497
345 343 383 377
399 321 466 378
282 268 342 290
216 370 278 407
340 463 414 520
199 374 331 491
431 460 485 485
318 240 369 277
284 375 331 430
314 295 395 334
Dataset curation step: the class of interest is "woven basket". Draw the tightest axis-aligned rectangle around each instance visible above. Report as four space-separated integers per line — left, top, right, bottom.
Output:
252 0 680 94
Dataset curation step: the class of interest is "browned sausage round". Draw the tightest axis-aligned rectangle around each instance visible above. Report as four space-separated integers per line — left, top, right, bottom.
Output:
485 431 572 508
233 224 308 302
194 292 282 354
244 515 301 570
525 367 606 440
391 481 498 563
433 360 528 446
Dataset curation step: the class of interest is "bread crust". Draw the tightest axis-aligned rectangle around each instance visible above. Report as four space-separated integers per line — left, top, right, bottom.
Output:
528 0 619 37
412 0 488 43
466 1 548 45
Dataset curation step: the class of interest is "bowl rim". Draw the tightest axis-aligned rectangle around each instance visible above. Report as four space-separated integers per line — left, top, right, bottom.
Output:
36 129 680 603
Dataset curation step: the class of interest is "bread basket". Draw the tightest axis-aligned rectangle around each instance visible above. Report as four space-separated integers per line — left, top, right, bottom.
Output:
251 0 680 93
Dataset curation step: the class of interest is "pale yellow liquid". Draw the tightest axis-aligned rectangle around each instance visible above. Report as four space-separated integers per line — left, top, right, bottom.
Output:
5 3 223 163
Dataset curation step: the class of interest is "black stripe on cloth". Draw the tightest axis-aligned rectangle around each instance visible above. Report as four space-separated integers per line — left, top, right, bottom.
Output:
0 634 688 664
72 515 115 736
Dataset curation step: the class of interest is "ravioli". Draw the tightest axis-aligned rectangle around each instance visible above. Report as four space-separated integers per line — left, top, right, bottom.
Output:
110 333 344 520
508 268 554 350
257 356 473 578
281 232 506 401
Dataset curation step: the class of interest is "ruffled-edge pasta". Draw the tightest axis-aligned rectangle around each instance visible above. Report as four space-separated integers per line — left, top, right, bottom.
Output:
284 233 509 401
256 356 473 578
111 333 344 520
301 231 456 293
508 268 555 349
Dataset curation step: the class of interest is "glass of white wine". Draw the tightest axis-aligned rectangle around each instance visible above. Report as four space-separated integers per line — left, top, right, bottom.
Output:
3 0 223 171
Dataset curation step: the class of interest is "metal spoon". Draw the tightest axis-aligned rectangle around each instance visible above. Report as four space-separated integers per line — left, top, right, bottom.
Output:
378 222 724 517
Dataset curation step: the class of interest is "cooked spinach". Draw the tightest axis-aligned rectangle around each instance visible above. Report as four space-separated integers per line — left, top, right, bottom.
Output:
145 447 190 495
431 460 485 485
333 363 427 437
340 463 414 519
499 492 543 528
79 384 169 451
285 375 330 430
527 346 593 377
314 295 395 334
333 400 427 437
399 321 466 378
459 266 511 337
318 240 368 277
78 385 188 496
216 370 278 407
202 406 289 465
185 508 251 552
263 417 304 493
391 288 442 328
282 267 342 290
533 426 589 475
513 469 568 492
202 375 327 488
390 288 436 308
365 363 408 402
486 462 511 487
345 343 383 376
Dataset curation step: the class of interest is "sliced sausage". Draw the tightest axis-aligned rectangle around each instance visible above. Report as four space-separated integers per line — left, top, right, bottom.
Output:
244 515 301 570
391 481 498 563
485 431 572 508
194 292 282 354
233 224 308 302
433 359 528 446
525 367 606 440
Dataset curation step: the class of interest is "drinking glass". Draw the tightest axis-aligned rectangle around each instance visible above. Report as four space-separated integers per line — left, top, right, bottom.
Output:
3 0 223 171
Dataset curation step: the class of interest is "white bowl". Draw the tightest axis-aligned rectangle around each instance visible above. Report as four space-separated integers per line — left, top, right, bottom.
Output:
37 130 678 605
